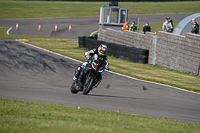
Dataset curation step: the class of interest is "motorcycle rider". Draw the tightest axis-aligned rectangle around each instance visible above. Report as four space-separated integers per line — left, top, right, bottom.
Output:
73 44 109 81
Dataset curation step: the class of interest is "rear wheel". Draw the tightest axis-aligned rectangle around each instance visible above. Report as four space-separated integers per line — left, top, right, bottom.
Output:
82 76 94 95
70 82 79 94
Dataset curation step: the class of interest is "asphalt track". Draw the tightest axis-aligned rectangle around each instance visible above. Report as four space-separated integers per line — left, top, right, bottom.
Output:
0 14 200 123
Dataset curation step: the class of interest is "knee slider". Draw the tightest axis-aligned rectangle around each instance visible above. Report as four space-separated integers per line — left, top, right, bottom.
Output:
78 67 82 71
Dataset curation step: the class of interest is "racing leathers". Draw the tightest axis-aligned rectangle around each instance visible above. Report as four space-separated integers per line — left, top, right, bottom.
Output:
73 48 109 81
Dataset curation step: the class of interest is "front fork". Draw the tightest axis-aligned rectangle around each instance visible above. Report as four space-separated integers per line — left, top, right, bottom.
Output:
93 75 102 88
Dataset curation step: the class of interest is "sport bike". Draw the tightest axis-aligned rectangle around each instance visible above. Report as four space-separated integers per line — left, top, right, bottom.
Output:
70 60 105 95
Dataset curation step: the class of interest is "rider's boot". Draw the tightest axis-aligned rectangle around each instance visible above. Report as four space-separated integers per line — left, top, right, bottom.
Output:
73 66 82 81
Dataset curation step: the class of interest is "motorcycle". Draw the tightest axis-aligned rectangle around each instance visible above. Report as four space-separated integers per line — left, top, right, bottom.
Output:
70 60 105 95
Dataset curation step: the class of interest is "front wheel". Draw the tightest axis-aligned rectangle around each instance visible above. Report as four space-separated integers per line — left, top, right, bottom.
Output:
82 76 94 95
70 82 79 94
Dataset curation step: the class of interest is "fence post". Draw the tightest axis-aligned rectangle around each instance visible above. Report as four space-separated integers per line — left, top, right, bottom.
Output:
137 18 139 31
151 35 157 65
197 62 200 76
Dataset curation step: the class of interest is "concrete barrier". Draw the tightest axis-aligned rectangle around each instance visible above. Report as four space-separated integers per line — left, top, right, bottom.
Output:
98 28 200 75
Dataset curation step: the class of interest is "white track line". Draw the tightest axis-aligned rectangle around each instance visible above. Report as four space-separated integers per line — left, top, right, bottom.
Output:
16 39 200 95
89 30 98 36
7 27 12 35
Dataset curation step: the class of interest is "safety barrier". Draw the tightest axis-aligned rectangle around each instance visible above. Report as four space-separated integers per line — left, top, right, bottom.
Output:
98 28 200 75
78 36 149 64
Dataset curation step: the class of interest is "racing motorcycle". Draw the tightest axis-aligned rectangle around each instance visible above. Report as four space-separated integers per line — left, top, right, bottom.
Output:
70 60 105 95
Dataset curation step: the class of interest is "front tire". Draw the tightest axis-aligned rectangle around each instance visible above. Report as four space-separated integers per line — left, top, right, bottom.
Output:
70 82 79 94
82 76 94 95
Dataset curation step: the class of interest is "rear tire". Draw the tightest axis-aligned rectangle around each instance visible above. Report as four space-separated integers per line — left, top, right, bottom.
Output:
82 77 94 95
70 82 79 94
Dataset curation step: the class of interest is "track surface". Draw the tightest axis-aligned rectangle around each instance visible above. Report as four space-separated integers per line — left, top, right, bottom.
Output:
0 14 200 123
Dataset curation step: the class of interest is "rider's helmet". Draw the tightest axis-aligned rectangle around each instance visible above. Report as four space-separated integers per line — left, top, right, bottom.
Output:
98 44 107 56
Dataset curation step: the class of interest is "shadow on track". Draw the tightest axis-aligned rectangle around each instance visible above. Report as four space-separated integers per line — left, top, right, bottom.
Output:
88 94 140 100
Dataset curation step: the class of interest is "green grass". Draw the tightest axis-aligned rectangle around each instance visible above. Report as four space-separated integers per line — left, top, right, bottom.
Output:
0 1 200 19
1 98 200 133
1 27 200 93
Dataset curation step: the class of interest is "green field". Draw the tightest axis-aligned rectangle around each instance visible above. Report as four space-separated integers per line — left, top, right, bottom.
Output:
1 98 200 133
0 1 200 19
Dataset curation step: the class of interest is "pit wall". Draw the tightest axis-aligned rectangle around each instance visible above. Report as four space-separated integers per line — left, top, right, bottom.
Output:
98 28 200 75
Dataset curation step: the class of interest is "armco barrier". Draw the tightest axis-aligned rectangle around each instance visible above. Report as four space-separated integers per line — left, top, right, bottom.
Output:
79 36 149 64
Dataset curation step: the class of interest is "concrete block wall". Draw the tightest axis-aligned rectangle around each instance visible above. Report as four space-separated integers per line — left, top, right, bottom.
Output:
98 28 200 75
99 28 154 49
156 31 200 75
98 28 154 62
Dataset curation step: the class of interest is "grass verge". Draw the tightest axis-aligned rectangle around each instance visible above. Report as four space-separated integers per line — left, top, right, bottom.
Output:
1 98 200 133
0 28 200 93
0 1 200 19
